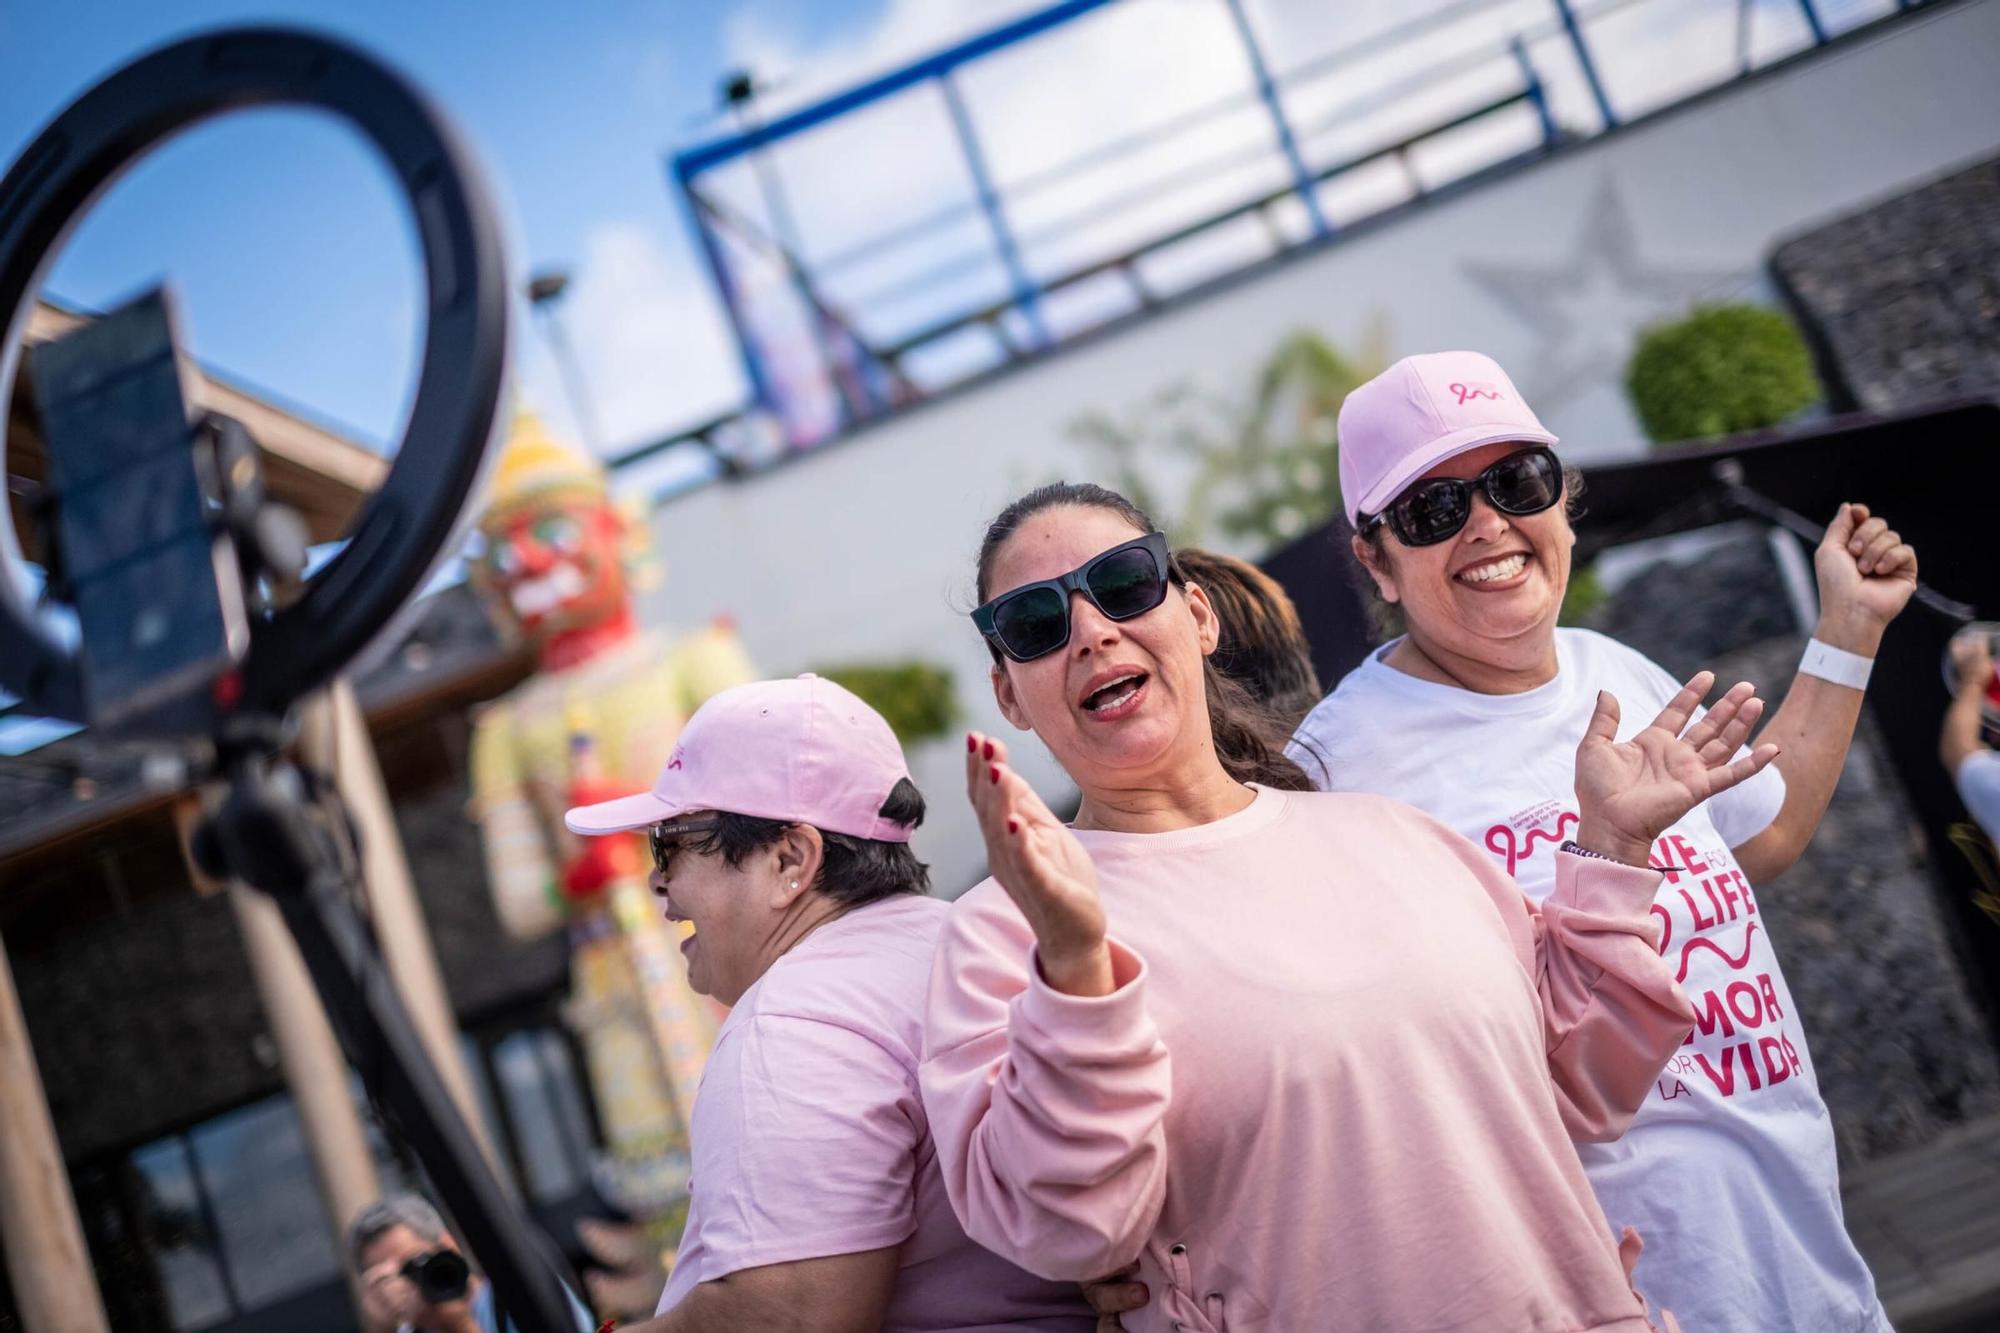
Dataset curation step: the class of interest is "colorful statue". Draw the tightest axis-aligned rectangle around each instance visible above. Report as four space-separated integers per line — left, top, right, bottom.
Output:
465 410 754 1314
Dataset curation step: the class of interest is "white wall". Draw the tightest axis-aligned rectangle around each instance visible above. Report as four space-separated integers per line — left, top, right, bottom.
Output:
639 2 2000 894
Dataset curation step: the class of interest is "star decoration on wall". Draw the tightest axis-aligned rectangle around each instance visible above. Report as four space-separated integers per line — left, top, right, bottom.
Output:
1463 179 1747 412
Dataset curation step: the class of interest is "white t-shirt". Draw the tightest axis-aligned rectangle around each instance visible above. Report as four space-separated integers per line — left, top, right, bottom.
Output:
1288 628 1889 1333
1955 749 2000 842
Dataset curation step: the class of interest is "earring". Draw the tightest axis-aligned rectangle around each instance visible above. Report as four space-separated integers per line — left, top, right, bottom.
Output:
789 880 798 890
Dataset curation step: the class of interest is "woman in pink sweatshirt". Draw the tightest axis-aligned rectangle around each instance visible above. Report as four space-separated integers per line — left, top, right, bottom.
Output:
922 483 1773 1332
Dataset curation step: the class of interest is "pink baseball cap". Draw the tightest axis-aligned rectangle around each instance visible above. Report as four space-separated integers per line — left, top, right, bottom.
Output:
564 674 915 843
1338 351 1558 528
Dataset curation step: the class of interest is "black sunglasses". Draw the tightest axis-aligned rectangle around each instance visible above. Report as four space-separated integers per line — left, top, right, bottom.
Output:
648 815 722 876
1359 446 1564 547
972 531 1174 663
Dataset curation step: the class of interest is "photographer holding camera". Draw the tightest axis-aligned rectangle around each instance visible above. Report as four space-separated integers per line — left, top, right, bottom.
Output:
350 1196 595 1333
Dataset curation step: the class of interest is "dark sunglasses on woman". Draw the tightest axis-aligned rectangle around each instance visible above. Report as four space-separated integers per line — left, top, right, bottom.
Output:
1360 445 1564 547
972 531 1174 663
648 815 721 876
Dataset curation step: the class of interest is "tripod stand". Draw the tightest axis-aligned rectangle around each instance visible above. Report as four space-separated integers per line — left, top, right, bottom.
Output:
192 724 580 1331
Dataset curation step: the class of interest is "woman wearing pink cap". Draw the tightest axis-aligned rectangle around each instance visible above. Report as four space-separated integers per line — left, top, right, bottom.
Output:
920 482 1779 1331
567 674 1094 1332
1290 351 1917 1332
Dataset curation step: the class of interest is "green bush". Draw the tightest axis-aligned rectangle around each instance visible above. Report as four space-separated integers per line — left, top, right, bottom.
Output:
1625 303 1820 446
1559 563 1606 626
812 661 959 745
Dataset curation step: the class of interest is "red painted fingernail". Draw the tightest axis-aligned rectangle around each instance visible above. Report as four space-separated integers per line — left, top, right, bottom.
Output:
989 765 1001 784
1007 817 1019 834
983 740 995 760
967 734 976 753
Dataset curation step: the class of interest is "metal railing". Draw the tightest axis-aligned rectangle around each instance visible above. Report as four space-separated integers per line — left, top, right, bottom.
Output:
632 0 1934 488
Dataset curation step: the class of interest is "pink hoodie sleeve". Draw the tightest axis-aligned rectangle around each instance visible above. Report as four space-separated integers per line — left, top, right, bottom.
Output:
1427 817 1695 1143
919 892 1173 1282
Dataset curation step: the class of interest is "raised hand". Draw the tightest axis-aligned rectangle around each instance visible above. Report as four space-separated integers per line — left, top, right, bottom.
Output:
1816 502 1917 648
1573 672 1779 867
966 731 1115 996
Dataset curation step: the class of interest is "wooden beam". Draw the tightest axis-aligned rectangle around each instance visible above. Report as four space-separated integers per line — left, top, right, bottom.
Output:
0 936 111 1332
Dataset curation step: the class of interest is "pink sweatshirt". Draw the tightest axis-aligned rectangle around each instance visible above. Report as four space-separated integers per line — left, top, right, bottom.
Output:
922 788 1695 1332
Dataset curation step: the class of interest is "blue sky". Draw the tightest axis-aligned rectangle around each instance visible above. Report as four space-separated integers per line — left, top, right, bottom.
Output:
0 0 918 454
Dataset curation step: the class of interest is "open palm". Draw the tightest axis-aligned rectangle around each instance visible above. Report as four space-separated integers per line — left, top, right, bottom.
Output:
1574 671 1779 866
965 731 1109 986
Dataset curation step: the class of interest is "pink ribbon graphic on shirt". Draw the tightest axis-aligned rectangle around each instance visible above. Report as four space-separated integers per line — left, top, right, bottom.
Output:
1675 921 1759 983
1484 812 1577 876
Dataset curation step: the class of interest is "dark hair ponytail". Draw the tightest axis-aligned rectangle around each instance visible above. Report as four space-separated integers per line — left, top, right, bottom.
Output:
1202 663 1316 791
976 482 1314 792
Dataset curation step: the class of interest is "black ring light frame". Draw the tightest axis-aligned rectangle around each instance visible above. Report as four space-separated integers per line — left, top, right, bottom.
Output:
0 30 581 1331
0 26 509 723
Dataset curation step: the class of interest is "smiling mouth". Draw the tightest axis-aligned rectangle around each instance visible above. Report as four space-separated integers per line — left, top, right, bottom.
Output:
1082 672 1147 713
508 562 589 617
1456 553 1528 586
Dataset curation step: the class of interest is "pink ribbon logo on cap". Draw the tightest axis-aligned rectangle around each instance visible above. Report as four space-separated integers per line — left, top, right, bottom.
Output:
1450 381 1503 405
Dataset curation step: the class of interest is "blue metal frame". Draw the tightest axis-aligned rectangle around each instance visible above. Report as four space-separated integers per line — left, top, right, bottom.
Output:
668 0 1119 415
1220 0 1331 238
940 72 1050 348
727 97 857 430
653 0 1938 473
1550 0 1618 130
1796 0 1829 45
669 158 778 416
673 0 1119 179
1511 39 1559 149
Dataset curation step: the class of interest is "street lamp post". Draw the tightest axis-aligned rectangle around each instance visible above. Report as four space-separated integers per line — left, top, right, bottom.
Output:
525 268 605 454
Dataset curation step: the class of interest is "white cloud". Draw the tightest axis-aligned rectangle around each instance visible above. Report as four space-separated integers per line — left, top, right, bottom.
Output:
719 0 1054 113
513 219 746 457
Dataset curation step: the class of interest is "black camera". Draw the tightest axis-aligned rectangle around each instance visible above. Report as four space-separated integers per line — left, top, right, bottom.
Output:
402 1248 473 1304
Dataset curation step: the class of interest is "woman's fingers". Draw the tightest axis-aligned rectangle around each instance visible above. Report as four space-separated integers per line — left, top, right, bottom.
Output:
1696 695 1765 766
1681 681 1753 752
1582 689 1622 747
1644 671 1714 739
965 730 991 806
993 758 1058 829
1847 514 1887 552
1834 503 1870 551
1707 742 1780 797
967 737 1071 895
1882 543 1917 579
965 732 1020 848
1858 522 1900 575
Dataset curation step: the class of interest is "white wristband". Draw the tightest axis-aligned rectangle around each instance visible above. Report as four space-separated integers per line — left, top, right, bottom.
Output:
1799 638 1873 690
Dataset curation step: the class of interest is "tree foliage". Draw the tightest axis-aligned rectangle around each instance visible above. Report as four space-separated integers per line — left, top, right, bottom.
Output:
1067 325 1385 553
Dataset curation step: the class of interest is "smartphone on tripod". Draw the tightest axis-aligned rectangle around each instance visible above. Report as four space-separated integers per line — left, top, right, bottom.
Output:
28 288 249 737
